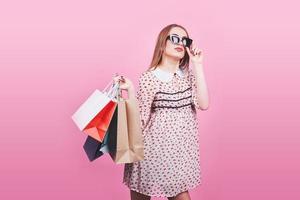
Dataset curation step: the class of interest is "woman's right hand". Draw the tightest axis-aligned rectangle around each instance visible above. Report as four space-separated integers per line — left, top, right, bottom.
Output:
113 75 134 91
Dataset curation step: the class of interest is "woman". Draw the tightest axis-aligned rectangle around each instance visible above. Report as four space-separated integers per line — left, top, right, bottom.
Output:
114 23 209 200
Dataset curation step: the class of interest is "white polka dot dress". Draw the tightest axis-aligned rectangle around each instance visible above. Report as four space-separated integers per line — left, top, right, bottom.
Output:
122 66 202 197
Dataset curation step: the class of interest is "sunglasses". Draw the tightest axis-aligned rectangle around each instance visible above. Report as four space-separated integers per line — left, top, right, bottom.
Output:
166 34 193 48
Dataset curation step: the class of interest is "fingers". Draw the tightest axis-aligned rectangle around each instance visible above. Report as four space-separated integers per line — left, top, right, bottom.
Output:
191 46 202 56
189 42 202 56
194 48 202 55
113 74 125 80
113 76 123 84
185 46 191 56
187 46 198 56
192 47 200 55
190 42 194 49
113 75 126 85
191 45 196 54
187 42 196 55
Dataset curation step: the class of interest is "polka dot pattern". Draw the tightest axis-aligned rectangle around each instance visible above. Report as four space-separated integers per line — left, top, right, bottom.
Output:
122 68 202 197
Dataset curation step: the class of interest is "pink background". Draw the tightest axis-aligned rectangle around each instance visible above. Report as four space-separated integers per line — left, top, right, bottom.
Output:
0 0 299 199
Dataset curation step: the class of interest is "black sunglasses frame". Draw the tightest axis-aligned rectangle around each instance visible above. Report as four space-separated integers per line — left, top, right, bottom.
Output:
166 34 193 48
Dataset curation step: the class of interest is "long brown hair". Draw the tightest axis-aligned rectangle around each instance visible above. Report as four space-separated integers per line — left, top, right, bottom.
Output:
148 24 191 71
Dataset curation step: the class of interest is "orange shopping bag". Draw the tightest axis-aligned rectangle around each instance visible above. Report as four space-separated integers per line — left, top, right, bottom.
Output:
83 100 117 142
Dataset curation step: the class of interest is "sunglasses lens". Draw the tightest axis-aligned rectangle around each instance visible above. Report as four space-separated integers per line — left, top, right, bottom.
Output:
171 35 180 44
185 38 193 48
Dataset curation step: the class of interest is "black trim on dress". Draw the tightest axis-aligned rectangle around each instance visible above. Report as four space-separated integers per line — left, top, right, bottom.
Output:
155 87 192 95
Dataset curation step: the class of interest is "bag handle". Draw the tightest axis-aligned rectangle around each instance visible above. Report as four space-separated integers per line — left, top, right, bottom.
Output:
102 79 115 93
102 74 119 98
101 73 125 101
108 82 120 99
111 80 124 101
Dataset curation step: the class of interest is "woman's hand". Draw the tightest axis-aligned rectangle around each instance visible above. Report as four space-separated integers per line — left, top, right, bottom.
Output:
185 42 203 65
113 75 134 91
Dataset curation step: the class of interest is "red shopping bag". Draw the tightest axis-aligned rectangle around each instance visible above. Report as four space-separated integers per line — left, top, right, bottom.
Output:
83 101 117 142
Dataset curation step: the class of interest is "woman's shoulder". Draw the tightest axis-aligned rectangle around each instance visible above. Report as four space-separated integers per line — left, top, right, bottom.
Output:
144 66 156 74
136 67 159 91
138 67 156 81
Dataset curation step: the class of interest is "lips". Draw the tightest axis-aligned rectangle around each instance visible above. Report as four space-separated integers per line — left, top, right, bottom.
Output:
175 47 183 52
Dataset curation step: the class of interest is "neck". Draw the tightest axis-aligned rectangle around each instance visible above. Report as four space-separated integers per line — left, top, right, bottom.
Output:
157 54 180 73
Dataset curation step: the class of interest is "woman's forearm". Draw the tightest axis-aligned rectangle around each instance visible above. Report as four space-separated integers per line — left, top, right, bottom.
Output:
127 86 136 100
193 63 209 110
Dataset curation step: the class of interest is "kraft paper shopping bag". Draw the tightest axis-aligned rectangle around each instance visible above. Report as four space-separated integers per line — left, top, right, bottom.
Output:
125 96 144 161
108 96 144 164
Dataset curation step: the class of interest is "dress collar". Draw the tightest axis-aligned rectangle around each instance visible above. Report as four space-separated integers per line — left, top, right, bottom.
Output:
151 67 186 82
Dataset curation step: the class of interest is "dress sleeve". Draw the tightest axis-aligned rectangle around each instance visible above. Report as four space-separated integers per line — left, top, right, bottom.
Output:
189 70 201 110
136 72 157 131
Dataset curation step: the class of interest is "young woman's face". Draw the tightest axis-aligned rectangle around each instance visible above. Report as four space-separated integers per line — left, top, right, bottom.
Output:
164 27 188 60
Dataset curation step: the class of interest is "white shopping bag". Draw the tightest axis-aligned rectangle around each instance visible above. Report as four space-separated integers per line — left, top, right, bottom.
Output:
71 79 119 133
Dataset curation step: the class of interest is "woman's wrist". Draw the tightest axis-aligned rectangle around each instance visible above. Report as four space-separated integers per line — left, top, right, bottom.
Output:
192 61 203 68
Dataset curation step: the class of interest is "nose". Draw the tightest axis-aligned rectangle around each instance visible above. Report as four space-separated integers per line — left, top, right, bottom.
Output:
177 41 185 47
178 42 186 49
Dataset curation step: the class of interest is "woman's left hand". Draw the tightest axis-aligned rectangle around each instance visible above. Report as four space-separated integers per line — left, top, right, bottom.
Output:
185 42 203 65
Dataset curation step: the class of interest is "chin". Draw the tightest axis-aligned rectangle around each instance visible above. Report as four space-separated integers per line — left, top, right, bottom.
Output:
171 51 184 58
165 51 184 60
173 54 184 60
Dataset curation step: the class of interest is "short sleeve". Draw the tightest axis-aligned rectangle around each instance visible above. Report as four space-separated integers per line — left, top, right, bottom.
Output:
136 72 157 131
189 70 201 110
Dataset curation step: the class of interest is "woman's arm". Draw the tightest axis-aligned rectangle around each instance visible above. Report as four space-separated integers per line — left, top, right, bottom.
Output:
192 63 209 110
185 43 210 110
127 87 136 100
114 73 156 131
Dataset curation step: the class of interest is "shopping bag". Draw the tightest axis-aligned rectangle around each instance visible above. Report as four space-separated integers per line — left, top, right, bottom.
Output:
82 101 117 142
71 80 119 142
108 93 144 164
83 117 114 162
82 82 119 162
98 105 118 154
125 95 144 161
83 135 105 162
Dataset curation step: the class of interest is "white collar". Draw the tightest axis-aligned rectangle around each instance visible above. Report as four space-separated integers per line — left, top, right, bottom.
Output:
151 67 186 82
